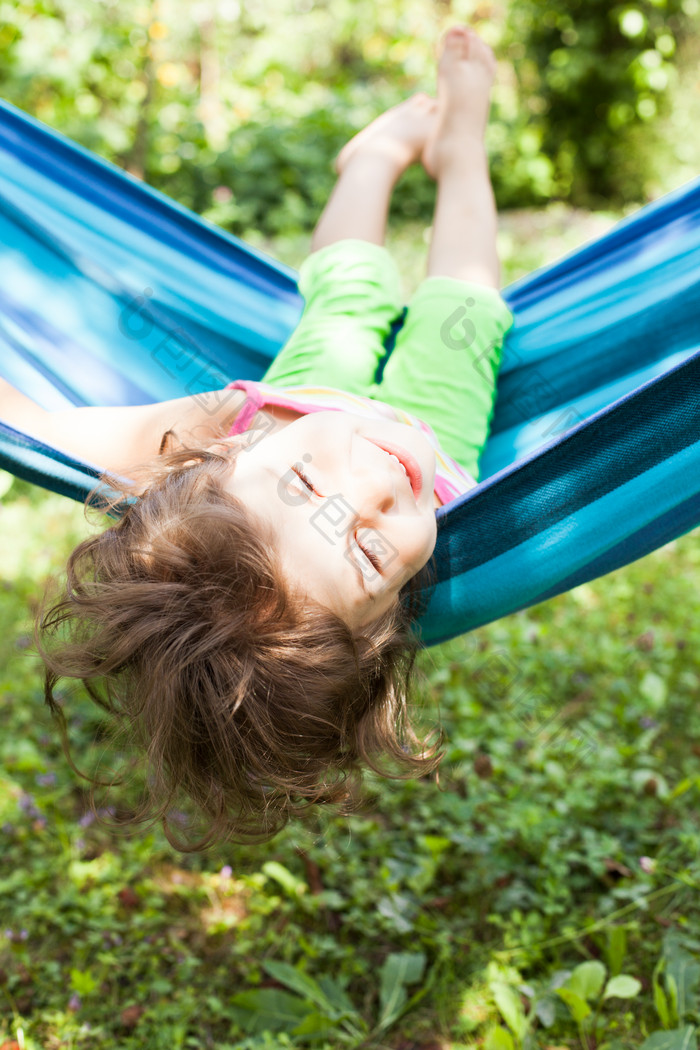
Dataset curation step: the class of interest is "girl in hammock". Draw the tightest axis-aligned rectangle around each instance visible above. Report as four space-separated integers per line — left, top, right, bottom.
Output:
1 24 513 847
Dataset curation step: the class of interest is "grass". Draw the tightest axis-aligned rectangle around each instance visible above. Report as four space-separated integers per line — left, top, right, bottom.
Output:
2 197 700 1048
1 460 699 1049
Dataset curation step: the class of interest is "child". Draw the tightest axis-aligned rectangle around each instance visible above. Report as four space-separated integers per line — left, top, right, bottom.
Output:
2 25 513 848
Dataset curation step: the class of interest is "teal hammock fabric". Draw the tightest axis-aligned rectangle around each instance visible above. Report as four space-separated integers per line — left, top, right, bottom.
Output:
1 97 699 648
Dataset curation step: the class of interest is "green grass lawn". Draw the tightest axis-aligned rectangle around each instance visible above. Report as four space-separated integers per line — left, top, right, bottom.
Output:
1 208 699 1050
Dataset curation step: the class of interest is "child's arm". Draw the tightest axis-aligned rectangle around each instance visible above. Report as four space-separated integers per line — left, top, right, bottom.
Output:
0 376 176 471
0 378 246 475
0 378 50 439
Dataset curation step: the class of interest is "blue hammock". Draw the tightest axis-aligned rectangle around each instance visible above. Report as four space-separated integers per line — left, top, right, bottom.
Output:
1 97 699 648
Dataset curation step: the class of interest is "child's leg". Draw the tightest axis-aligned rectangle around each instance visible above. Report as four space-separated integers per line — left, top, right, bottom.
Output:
260 235 403 394
262 96 437 394
374 26 512 480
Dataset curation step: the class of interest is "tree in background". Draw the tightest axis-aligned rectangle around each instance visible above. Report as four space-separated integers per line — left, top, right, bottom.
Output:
505 0 694 206
0 0 695 239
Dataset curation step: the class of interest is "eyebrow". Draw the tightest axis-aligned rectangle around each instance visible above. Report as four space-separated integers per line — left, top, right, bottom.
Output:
265 465 375 605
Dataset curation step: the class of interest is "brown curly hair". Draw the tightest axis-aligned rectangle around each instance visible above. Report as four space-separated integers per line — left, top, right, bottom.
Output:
35 439 441 850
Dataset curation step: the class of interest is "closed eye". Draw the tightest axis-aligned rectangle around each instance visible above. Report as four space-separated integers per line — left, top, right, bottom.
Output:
292 465 315 492
292 466 382 577
357 539 382 574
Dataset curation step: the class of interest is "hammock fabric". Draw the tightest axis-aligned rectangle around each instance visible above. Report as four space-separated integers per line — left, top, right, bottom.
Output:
1 97 699 648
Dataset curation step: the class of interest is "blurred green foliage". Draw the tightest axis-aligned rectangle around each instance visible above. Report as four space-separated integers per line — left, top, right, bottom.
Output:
506 0 694 206
0 0 696 240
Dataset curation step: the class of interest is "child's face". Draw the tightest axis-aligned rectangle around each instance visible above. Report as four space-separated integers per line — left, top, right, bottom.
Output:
219 411 438 629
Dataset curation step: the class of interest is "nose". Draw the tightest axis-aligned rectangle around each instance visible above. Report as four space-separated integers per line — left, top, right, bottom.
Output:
348 452 398 519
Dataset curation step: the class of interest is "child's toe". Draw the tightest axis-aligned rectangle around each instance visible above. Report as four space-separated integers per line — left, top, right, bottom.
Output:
441 25 472 59
411 92 437 112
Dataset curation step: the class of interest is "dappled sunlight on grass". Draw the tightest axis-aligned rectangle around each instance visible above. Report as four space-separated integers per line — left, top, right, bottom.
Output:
1 447 700 1046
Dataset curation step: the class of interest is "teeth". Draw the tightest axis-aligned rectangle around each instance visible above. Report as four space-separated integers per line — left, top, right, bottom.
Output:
389 453 408 477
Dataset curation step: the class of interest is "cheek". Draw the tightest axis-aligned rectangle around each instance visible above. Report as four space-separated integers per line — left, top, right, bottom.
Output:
403 521 436 571
420 519 438 567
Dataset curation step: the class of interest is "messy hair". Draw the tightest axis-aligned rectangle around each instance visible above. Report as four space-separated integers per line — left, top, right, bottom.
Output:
35 436 441 851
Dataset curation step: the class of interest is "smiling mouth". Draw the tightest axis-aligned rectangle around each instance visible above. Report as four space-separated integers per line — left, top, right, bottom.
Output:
368 440 423 500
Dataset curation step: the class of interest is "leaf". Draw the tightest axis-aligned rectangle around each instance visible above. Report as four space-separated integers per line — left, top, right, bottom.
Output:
549 969 573 991
490 982 527 1042
262 961 345 1019
377 952 426 1031
638 1026 698 1050
664 932 700 1019
603 974 642 1000
376 894 415 934
483 1025 516 1050
556 987 592 1023
607 926 628 977
318 975 357 1018
261 861 306 898
669 777 695 800
69 968 97 996
419 834 451 858
1 739 45 773
291 1011 337 1039
229 989 311 1034
655 981 672 1028
668 976 681 1026
640 672 667 709
654 959 674 1028
534 996 557 1027
567 960 607 1001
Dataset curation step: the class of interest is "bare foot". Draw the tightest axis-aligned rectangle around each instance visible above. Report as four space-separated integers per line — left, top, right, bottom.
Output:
422 25 497 179
333 92 439 177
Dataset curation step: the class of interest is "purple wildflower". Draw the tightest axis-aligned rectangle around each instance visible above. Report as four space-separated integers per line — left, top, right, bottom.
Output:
18 793 41 818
